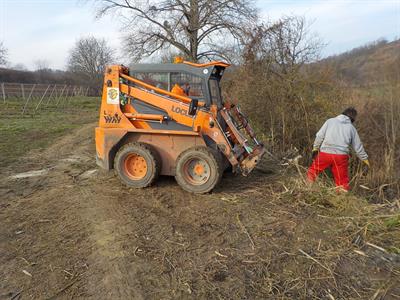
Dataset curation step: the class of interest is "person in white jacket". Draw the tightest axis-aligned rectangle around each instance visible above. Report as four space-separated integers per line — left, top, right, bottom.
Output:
307 107 369 191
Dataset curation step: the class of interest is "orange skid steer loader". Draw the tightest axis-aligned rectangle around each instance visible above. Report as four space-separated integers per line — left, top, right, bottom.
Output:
95 59 265 193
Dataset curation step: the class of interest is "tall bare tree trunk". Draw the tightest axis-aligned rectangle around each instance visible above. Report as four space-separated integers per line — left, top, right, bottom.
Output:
189 0 199 62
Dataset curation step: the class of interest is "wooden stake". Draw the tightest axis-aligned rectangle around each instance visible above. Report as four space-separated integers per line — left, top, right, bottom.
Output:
21 84 25 100
46 84 57 105
1 83 5 103
66 87 76 107
34 84 51 112
56 85 67 106
22 84 38 115
61 87 70 108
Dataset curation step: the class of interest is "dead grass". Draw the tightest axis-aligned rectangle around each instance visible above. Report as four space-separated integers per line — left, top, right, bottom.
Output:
1 123 399 299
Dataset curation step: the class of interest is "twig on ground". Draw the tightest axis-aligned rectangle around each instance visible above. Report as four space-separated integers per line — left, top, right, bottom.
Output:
236 214 255 250
164 256 176 271
317 214 400 220
215 250 228 258
165 239 186 246
353 249 368 257
299 249 331 273
327 291 335 300
63 269 73 276
371 288 381 300
45 277 80 300
20 257 34 266
366 242 387 253
298 249 337 288
10 290 22 300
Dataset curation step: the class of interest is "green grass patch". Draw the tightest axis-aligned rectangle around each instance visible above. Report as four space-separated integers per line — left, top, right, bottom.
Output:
384 215 400 229
0 96 99 168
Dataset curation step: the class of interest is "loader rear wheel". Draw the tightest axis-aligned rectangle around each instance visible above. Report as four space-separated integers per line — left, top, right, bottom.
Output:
115 142 159 188
175 147 222 194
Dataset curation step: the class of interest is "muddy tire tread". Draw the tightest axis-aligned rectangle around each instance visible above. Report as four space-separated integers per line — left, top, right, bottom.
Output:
114 142 160 188
175 146 222 194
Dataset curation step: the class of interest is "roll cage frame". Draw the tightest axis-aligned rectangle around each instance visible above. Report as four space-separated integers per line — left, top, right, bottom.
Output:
129 63 225 108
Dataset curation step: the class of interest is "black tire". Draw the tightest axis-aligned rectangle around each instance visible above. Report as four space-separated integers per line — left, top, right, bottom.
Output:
175 146 222 194
114 142 160 188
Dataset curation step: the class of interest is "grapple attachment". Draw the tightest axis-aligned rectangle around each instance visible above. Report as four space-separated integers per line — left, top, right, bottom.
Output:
220 104 266 176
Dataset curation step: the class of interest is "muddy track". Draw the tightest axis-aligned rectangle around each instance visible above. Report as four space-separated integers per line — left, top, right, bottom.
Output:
1 124 399 299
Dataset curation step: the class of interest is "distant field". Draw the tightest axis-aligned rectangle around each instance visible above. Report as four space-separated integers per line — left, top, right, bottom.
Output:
0 96 99 169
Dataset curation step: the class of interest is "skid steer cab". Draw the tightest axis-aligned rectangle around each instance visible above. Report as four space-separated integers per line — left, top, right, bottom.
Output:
95 59 265 193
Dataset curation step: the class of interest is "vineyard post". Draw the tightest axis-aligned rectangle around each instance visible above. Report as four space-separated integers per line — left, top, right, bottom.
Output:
66 86 76 107
1 83 5 103
51 85 58 106
24 84 37 111
22 84 41 115
64 86 74 108
46 84 57 105
21 84 25 100
34 84 51 112
56 85 67 106
61 87 70 108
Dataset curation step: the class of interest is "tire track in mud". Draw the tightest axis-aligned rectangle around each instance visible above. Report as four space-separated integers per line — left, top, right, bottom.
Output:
77 173 217 299
1 122 274 299
42 130 148 299
3 122 400 299
76 177 153 299
0 123 144 299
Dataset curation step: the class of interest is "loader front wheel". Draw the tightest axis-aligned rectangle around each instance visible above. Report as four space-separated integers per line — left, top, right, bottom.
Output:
115 143 159 188
175 147 222 194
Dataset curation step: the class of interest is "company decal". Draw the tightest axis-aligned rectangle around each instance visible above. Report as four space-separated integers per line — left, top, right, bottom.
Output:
107 87 120 104
103 111 121 123
171 105 188 116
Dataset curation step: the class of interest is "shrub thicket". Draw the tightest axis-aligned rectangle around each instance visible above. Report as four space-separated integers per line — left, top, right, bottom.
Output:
223 18 399 200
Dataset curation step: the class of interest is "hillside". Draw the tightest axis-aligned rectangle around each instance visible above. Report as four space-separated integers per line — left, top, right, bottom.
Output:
323 39 400 85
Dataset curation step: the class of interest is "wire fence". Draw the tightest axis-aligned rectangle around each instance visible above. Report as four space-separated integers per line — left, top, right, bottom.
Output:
0 83 91 114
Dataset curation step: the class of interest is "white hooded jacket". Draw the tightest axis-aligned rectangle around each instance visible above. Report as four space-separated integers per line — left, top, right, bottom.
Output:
313 114 368 160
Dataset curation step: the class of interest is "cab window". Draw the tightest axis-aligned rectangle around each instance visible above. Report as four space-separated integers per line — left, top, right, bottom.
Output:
209 78 221 105
133 72 169 90
170 72 205 101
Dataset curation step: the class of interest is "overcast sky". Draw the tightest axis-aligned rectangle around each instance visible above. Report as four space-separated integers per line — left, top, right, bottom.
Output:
0 0 399 70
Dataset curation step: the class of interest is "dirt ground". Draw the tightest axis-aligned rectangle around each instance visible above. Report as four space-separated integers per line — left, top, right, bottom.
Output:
1 123 399 299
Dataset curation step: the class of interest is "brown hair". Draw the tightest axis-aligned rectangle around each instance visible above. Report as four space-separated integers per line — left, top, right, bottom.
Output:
342 107 357 123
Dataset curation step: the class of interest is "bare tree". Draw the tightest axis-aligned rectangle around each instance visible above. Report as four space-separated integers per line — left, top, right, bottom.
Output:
34 59 50 71
12 63 28 71
67 36 115 93
34 59 52 83
226 16 331 153
242 16 323 73
95 0 258 62
0 42 7 66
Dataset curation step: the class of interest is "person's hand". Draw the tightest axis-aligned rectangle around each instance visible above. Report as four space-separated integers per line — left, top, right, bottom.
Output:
312 148 319 159
362 159 370 175
362 159 370 168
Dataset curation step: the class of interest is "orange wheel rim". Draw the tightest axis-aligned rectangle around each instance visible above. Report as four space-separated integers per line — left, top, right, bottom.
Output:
124 153 147 180
194 164 205 176
183 158 210 185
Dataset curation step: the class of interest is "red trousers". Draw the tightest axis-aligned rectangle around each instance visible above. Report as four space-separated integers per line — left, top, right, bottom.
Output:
307 151 350 190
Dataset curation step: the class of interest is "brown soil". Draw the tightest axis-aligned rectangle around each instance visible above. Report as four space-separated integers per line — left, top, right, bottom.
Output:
1 124 399 299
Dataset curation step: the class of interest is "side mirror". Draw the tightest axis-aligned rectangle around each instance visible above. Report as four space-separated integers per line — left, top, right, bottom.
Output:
188 99 198 116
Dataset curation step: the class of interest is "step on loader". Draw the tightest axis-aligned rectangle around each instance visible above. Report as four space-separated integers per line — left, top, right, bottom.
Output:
95 58 265 193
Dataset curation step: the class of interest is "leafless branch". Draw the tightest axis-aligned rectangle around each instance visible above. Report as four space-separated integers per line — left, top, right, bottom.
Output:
94 0 258 62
